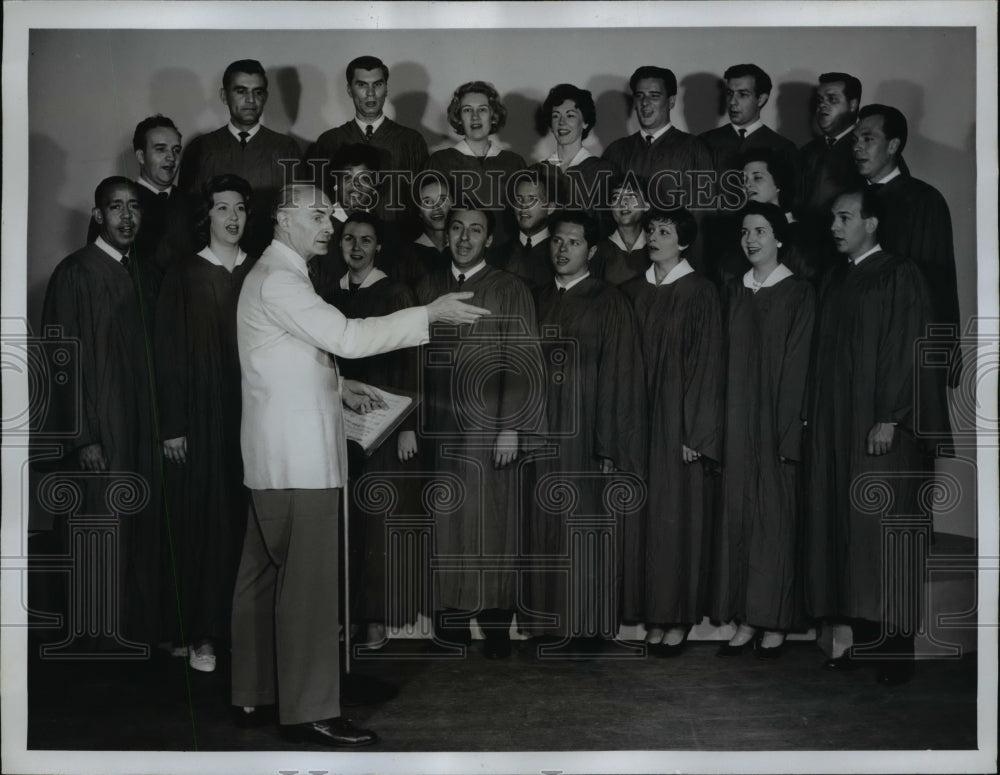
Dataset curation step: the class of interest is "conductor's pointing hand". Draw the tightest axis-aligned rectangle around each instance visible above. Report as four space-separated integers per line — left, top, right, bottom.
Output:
426 292 491 325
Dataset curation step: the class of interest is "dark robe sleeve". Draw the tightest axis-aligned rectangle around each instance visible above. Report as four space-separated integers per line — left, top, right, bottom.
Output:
496 278 546 441
153 264 189 440
873 261 927 428
594 289 648 476
682 280 724 461
776 281 816 461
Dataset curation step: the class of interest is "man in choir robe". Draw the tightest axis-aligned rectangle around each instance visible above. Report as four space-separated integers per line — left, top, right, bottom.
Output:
395 174 453 289
415 201 545 660
526 210 647 653
489 165 556 291
231 183 487 745
42 176 163 649
805 188 946 686
852 103 961 386
797 73 864 229
178 59 301 256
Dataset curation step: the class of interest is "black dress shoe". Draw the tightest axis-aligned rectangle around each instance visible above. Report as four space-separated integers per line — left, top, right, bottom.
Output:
877 661 915 686
231 704 277 729
281 717 379 747
755 643 784 660
823 654 856 671
483 637 512 660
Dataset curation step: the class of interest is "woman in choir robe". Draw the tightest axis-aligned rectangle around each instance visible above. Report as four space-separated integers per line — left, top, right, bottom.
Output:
155 174 256 673
424 81 525 247
539 84 615 224
396 175 454 290
327 212 421 647
619 207 724 656
711 201 816 658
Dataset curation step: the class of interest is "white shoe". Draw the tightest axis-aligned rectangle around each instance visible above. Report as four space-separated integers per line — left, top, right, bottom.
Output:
189 642 216 672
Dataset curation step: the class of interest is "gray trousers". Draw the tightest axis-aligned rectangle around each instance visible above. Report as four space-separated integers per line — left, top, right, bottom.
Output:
231 488 341 724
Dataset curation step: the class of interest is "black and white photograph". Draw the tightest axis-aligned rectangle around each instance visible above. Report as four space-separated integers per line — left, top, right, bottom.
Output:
1 2 997 774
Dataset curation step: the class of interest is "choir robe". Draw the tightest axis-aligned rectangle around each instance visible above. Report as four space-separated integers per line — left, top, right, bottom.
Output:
619 265 724 625
40 243 163 644
699 123 798 180
415 264 545 612
796 133 863 229
590 231 650 286
489 234 554 292
309 117 429 176
540 151 616 230
602 127 713 207
710 271 815 631
526 278 648 637
804 250 947 628
178 126 302 256
329 270 421 626
424 143 526 247
154 248 255 643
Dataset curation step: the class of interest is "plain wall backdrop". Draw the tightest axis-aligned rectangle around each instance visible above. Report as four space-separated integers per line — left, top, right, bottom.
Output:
27 26 977 331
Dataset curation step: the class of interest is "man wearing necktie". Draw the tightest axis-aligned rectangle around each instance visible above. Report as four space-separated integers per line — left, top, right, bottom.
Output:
41 176 165 650
178 59 301 256
489 164 557 291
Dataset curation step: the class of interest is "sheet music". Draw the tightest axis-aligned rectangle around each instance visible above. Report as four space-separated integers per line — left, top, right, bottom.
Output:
343 387 413 453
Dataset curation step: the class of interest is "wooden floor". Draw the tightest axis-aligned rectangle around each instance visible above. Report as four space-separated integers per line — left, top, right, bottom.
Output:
27 637 977 753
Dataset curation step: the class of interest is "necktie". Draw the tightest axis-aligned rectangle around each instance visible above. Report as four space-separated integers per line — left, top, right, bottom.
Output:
307 257 318 282
457 273 466 288
644 134 653 146
157 191 169 202
826 136 836 148
120 253 131 269
868 182 884 192
365 124 374 142
524 236 532 252
738 128 747 141
558 286 566 295
238 131 250 148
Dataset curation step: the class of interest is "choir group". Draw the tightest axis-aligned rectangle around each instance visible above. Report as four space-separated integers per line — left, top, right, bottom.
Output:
40 54 959 747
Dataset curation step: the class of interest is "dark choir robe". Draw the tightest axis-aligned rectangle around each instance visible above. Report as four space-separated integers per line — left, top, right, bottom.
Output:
619 263 724 626
710 268 815 631
40 242 163 645
590 230 650 286
804 250 948 629
329 270 420 626
414 264 544 613
796 132 863 228
714 214 828 289
700 123 798 180
309 117 429 176
394 235 451 291
526 278 648 638
872 171 962 385
178 126 302 256
488 231 554 292
154 247 255 643
423 142 526 247
540 150 616 231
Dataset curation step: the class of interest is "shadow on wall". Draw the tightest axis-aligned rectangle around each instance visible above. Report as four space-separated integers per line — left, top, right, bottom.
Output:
28 133 90 330
148 67 207 134
390 60 437 150
292 63 335 153
501 90 546 161
774 80 816 147
589 75 630 154
680 72 724 135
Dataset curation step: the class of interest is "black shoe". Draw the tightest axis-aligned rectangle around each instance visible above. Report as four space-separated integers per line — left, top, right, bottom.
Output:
716 641 751 657
280 717 379 747
877 661 915 686
755 643 784 660
823 655 856 671
483 637 512 660
654 640 687 658
231 704 276 729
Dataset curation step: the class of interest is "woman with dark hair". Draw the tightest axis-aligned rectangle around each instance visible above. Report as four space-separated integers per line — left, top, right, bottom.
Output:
424 81 525 246
619 207 724 657
154 174 257 672
327 211 421 648
539 84 615 220
710 200 815 658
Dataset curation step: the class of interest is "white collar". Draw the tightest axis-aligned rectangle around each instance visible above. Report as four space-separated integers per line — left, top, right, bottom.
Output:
454 138 502 159
94 235 126 263
609 229 647 253
520 227 549 246
646 258 694 286
355 115 386 134
545 146 595 168
415 232 441 248
339 266 387 290
555 272 590 292
639 123 672 144
851 244 882 266
451 260 488 281
228 122 262 141
136 176 172 196
197 245 248 270
731 119 764 137
829 122 856 144
871 167 901 185
743 263 793 292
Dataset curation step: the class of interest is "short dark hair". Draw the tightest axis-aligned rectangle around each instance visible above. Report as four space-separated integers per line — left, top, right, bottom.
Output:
195 174 252 246
94 176 139 208
858 104 908 155
739 200 789 245
724 64 772 97
550 209 600 249
330 142 382 173
510 163 565 207
346 55 389 84
609 173 650 202
851 186 886 224
342 209 384 244
739 147 794 210
446 81 507 135
629 66 677 97
643 207 697 255
819 72 862 104
132 115 180 152
542 84 597 139
223 59 268 90
446 196 497 238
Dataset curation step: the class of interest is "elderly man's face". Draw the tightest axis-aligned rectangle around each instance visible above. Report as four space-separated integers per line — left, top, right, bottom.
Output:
278 188 335 260
93 184 142 252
